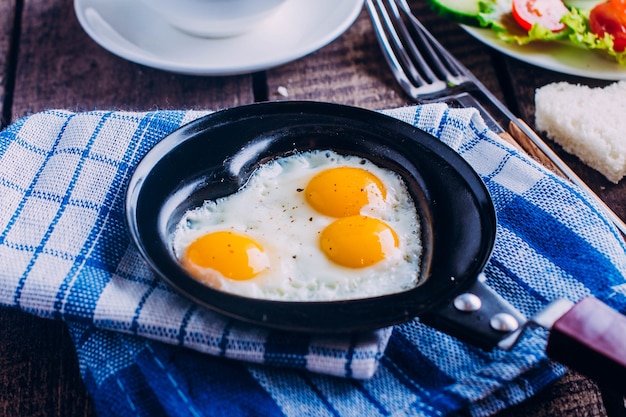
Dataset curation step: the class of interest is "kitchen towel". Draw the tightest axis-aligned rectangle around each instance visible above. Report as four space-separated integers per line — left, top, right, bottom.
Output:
0 103 624 416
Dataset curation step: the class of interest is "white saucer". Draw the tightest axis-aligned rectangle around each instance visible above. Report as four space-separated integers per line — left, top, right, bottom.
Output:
74 0 364 75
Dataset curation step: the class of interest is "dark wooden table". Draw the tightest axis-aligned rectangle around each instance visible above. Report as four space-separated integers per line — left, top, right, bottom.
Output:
1 0 625 416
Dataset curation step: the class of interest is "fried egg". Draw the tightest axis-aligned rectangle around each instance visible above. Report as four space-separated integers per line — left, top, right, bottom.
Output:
171 150 422 301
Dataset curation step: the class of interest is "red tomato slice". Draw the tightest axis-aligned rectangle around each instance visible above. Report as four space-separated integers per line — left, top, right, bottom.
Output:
512 0 570 32
590 0 626 52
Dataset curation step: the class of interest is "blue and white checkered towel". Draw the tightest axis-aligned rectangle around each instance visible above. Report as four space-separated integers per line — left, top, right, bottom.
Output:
1 103 625 416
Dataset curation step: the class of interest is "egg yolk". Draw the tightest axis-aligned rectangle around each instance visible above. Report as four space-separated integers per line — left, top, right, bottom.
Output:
305 167 386 217
182 231 269 281
320 215 398 268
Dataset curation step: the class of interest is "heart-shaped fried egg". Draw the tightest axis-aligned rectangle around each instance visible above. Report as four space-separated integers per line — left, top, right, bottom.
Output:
171 150 422 301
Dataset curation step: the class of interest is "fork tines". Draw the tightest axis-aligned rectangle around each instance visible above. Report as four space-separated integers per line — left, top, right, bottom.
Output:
366 0 469 100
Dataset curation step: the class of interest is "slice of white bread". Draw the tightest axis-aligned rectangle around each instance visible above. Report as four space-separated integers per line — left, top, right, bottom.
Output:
535 81 626 184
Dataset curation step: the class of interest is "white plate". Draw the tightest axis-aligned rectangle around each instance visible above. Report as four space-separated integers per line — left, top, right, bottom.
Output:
462 25 626 81
74 0 364 75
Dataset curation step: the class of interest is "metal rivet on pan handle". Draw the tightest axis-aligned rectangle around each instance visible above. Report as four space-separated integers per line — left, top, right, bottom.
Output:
453 293 482 312
490 313 520 332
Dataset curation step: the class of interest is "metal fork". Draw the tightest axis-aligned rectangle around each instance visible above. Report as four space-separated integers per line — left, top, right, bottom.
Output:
366 0 626 236
366 0 469 99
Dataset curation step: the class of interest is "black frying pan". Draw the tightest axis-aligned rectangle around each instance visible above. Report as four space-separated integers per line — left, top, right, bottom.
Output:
125 102 626 393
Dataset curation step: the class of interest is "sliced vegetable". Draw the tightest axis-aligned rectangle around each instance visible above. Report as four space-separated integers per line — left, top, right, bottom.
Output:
426 0 483 25
590 0 626 51
511 0 571 31
477 0 516 31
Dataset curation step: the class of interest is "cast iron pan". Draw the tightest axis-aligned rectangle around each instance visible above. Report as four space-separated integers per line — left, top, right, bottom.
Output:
125 101 522 348
125 102 626 393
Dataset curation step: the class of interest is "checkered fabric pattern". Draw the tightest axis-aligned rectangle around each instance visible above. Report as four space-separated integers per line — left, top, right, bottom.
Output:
1 103 625 416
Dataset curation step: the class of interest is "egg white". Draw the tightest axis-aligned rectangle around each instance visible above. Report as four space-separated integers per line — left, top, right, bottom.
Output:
171 150 422 301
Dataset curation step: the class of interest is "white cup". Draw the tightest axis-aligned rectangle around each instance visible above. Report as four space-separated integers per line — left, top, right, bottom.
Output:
138 0 288 38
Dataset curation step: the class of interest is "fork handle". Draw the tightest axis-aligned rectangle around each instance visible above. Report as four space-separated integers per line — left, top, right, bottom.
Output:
506 120 563 176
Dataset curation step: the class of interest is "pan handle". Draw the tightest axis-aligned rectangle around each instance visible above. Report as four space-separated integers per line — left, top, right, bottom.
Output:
420 273 527 350
546 297 626 396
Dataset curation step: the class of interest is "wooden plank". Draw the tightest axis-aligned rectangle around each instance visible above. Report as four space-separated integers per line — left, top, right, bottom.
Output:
10 0 256 121
1 0 621 416
266 2 505 110
0 0 16 127
496 370 608 417
0 309 95 417
266 8 408 109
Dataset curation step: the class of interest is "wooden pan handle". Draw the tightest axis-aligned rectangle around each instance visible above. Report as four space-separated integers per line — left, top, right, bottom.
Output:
546 297 626 395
